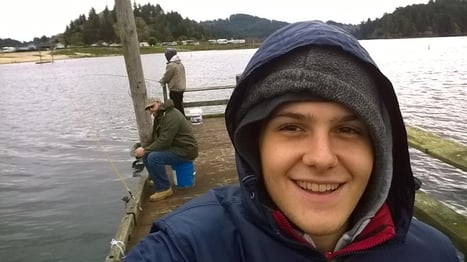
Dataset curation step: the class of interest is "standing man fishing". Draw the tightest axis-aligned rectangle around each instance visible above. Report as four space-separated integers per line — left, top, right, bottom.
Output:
160 48 186 116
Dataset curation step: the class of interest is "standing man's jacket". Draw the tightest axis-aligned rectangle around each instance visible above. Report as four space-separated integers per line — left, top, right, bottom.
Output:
125 21 459 262
160 55 186 92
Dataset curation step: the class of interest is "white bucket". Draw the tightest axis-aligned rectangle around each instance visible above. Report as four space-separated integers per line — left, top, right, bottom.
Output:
189 108 203 125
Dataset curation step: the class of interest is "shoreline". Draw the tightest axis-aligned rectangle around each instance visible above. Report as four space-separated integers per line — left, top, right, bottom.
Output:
0 45 260 65
0 50 82 64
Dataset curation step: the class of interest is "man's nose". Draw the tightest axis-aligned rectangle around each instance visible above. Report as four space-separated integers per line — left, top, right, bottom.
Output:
301 132 338 172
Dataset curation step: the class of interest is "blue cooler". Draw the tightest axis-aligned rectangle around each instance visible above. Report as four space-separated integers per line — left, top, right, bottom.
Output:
171 161 195 188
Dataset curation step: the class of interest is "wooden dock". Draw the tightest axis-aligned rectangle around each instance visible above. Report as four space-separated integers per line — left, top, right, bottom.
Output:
105 117 238 261
128 117 238 247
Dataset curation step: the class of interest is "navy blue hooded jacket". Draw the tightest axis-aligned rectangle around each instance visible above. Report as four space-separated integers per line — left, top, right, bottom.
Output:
125 21 459 262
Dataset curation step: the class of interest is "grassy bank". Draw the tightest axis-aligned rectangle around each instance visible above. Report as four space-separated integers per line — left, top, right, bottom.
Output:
54 42 261 57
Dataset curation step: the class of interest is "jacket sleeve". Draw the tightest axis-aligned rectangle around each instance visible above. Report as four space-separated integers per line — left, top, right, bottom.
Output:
123 231 184 261
160 63 174 84
143 112 179 152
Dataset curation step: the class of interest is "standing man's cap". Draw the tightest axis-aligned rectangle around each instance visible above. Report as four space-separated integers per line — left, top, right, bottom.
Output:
144 97 161 110
164 48 177 61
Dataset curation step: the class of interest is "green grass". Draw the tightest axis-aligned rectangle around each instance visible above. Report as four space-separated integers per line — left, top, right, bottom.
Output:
53 47 123 57
52 43 261 58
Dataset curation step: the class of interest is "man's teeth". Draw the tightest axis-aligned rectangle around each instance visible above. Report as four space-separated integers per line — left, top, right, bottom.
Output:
296 181 339 192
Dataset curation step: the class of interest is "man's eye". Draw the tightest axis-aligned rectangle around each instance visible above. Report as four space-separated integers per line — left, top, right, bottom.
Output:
338 126 361 135
279 124 302 132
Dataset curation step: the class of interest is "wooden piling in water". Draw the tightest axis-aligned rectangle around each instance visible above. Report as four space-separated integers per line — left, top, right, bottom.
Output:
115 0 152 145
414 191 467 256
105 173 150 262
105 0 153 260
406 126 467 172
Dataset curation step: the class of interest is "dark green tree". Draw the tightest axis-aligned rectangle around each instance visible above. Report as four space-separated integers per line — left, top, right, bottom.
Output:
100 6 117 43
83 8 101 45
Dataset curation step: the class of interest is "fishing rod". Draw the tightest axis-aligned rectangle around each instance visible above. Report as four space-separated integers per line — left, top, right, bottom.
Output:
91 73 162 95
82 74 166 206
67 80 144 207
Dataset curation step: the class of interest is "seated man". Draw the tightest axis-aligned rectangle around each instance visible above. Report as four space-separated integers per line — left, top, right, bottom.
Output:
134 97 198 201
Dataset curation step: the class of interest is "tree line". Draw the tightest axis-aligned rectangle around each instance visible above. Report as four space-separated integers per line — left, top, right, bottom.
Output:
59 3 288 47
61 3 211 46
1 0 466 48
356 0 467 39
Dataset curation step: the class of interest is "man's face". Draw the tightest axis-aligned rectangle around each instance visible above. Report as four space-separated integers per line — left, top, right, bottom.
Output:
148 102 160 114
259 101 374 245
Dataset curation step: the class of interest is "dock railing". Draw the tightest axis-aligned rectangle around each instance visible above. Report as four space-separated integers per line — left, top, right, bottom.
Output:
106 84 467 261
183 85 233 108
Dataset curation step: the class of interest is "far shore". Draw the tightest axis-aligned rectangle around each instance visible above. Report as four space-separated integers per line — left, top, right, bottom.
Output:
0 50 90 64
0 44 260 65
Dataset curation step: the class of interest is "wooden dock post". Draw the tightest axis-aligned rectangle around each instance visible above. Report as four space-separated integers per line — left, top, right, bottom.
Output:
114 0 152 145
406 126 467 172
105 1 152 261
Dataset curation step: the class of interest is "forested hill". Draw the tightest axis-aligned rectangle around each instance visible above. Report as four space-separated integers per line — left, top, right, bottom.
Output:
199 14 289 40
357 0 467 39
1 0 466 47
197 0 467 40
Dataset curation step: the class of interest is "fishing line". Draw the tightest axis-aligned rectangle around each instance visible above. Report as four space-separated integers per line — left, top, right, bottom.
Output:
94 135 134 198
77 74 154 257
90 73 163 97
64 75 142 204
91 73 158 83
80 74 163 201
77 112 137 203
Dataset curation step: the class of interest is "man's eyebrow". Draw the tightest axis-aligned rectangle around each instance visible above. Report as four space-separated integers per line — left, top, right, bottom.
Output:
270 111 308 120
338 114 360 122
271 111 360 122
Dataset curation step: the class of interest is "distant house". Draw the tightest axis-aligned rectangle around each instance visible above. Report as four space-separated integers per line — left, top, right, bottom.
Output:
208 39 244 45
15 44 37 51
139 42 150 47
182 40 200 45
27 44 37 50
160 41 178 46
1 47 16 53
228 39 246 44
55 43 65 49
91 41 109 47
38 43 54 50
16 46 31 52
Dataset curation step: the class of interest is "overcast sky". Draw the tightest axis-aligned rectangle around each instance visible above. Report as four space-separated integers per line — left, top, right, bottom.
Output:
1 0 429 42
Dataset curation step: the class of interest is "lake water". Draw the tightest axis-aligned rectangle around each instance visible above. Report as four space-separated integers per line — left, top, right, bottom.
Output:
0 36 466 261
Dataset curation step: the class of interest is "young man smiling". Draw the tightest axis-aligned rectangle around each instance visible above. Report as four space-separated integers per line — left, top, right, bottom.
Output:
259 101 374 253
126 21 459 261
